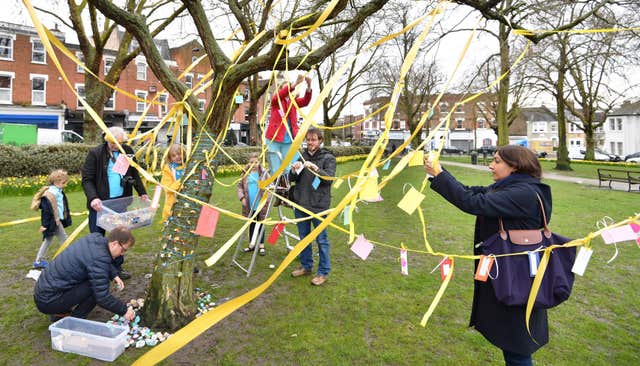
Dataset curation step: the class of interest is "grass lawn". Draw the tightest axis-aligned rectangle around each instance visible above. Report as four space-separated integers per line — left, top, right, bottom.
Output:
0 160 638 365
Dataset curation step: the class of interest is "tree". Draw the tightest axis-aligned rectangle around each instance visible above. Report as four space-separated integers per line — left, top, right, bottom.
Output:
32 0 186 142
89 0 389 329
368 2 444 149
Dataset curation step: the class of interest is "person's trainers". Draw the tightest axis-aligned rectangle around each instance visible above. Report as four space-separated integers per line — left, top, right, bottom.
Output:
291 267 312 277
33 260 48 269
311 275 327 286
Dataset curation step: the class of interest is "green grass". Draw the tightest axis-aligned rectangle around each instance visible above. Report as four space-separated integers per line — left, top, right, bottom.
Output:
0 160 638 365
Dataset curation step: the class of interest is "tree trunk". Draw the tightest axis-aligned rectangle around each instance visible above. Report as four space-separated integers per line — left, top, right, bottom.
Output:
584 128 595 161
554 41 571 171
496 21 511 146
83 74 105 143
248 76 260 146
141 138 215 330
323 107 333 146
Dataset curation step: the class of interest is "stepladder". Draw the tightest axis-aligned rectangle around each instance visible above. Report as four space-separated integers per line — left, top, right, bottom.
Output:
230 151 300 277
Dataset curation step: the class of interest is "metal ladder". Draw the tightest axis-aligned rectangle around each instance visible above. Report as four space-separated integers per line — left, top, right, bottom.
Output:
230 151 299 277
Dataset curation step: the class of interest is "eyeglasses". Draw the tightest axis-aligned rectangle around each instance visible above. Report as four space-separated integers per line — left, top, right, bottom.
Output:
118 242 129 253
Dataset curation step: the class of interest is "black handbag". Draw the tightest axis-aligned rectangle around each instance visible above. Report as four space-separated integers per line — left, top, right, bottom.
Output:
480 194 576 309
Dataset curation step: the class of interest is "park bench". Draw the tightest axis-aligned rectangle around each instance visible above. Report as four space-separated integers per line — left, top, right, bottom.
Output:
597 168 640 192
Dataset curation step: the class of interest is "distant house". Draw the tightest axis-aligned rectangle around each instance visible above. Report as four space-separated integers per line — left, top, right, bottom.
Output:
521 105 558 154
604 100 640 156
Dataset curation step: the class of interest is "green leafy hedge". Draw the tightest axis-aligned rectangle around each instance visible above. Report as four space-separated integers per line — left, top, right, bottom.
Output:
0 144 372 178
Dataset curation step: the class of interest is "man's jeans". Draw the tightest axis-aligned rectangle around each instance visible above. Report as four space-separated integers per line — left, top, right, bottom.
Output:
34 281 96 318
294 208 330 276
502 350 533 366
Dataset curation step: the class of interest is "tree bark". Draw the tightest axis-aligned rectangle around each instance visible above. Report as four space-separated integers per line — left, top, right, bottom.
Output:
141 138 215 330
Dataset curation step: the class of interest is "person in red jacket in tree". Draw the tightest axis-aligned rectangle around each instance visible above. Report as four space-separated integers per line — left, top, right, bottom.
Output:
264 74 313 175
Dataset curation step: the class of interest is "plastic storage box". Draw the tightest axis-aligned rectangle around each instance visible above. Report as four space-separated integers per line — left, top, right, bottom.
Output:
97 196 156 231
48 317 129 362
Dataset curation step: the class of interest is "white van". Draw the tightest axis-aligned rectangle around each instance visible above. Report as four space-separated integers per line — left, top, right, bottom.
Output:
37 128 84 145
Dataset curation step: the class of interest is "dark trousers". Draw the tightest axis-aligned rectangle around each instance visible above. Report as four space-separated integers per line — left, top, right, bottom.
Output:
88 209 106 236
34 281 96 318
503 350 533 366
249 222 265 245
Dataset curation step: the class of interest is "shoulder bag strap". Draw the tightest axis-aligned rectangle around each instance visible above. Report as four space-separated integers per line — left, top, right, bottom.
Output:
498 192 551 239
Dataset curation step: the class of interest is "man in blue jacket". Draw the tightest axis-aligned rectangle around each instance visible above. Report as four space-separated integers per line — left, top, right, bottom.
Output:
34 226 136 322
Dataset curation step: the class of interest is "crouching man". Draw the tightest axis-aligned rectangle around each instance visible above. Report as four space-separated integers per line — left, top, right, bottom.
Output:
34 226 135 322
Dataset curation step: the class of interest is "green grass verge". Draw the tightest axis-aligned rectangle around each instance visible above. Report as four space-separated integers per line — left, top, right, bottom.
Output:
0 160 638 365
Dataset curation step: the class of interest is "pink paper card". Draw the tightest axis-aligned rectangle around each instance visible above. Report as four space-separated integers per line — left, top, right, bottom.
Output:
112 154 129 175
350 234 373 260
601 225 637 244
630 223 640 233
194 205 219 238
150 185 162 209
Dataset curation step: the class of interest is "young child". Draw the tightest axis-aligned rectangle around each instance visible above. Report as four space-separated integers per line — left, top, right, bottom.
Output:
237 153 270 255
161 143 186 222
31 169 72 269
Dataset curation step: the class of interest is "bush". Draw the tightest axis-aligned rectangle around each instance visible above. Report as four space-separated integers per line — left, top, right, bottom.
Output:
0 144 93 178
0 143 372 178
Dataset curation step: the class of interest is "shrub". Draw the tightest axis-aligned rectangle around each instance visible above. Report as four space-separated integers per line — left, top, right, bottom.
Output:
0 144 93 178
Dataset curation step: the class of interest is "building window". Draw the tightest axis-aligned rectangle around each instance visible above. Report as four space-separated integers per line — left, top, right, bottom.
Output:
185 74 193 89
532 121 547 133
477 118 485 128
569 122 581 133
158 93 168 114
104 91 115 110
569 139 581 147
455 118 464 129
609 118 615 131
136 59 147 80
30 74 47 105
104 56 114 75
76 84 86 109
0 34 14 60
616 118 622 131
610 142 615 154
617 142 623 155
198 99 205 112
135 90 147 112
76 52 85 73
455 105 463 113
191 55 198 63
0 72 14 103
550 122 557 132
197 73 205 80
31 39 46 63
439 101 449 113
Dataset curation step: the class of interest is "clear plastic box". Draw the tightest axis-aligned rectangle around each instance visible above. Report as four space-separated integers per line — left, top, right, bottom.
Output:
48 317 129 362
97 196 156 231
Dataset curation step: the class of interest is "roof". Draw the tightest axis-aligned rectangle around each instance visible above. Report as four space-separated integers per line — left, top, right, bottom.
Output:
520 105 555 122
610 100 640 116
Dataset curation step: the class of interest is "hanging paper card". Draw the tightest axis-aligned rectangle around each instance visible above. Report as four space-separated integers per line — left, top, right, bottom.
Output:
194 206 219 238
343 205 351 226
408 150 424 166
383 160 391 170
528 251 540 277
350 234 373 260
572 246 593 276
630 223 640 233
440 257 452 281
294 163 304 175
267 222 285 245
151 185 162 209
201 168 207 180
359 177 379 201
400 248 408 275
333 178 344 189
235 95 244 104
312 176 321 190
601 225 637 244
370 168 379 178
112 154 130 175
397 187 425 215
474 255 494 282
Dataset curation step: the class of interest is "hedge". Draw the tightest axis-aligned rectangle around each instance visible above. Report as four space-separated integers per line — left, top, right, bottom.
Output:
0 143 372 178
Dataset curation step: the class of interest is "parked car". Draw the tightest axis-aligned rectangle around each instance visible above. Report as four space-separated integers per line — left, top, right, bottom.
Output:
442 146 465 155
569 149 619 161
535 151 548 158
624 152 640 161
476 146 497 155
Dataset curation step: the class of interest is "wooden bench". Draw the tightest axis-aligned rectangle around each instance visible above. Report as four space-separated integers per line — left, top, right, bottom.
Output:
597 168 640 192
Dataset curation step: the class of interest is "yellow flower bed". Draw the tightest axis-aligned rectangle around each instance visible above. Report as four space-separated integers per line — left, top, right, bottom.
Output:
0 174 83 196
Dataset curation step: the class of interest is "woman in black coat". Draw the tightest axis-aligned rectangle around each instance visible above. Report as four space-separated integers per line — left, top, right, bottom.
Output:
425 145 551 366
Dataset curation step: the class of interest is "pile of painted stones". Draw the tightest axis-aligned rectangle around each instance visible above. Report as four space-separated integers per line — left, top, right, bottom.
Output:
195 288 216 317
106 298 171 349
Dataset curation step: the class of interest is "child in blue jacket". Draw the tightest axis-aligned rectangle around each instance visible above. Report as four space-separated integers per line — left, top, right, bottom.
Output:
31 169 72 269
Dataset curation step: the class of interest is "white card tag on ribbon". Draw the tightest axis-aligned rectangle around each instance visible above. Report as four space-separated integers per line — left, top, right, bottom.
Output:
400 248 408 276
343 205 350 226
528 251 540 277
151 185 162 209
572 246 593 276
112 153 129 175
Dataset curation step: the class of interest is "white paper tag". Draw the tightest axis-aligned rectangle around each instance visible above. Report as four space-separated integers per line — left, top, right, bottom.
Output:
400 249 408 276
151 185 162 209
528 251 540 277
571 247 593 276
294 164 304 175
